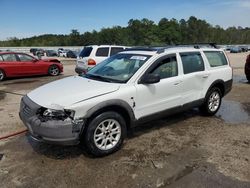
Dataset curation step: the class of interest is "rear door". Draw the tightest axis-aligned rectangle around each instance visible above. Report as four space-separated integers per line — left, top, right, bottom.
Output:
1 53 21 76
178 52 209 104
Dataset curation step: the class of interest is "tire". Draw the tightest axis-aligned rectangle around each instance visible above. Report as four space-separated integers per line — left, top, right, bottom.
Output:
199 87 222 116
48 65 60 76
0 69 5 81
84 111 126 157
246 75 250 83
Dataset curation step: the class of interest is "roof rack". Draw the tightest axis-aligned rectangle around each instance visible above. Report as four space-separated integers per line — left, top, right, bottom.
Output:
123 43 218 54
123 47 160 52
123 46 172 53
175 43 218 49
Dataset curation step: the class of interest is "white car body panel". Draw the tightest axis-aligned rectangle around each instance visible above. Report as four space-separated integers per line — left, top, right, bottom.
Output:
135 76 182 118
27 76 120 109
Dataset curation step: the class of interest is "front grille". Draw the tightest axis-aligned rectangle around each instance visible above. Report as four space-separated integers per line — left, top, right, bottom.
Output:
20 95 41 118
23 103 32 116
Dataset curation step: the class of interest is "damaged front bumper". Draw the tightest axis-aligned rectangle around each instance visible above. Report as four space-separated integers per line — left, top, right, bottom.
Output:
19 95 84 145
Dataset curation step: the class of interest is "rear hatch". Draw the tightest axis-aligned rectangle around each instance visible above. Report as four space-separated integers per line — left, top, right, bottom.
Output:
77 47 93 68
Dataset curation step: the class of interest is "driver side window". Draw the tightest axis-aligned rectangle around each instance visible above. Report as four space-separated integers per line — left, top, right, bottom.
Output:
17 54 34 61
150 56 178 79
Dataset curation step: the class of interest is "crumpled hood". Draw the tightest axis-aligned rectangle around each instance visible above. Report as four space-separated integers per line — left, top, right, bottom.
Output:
28 76 120 109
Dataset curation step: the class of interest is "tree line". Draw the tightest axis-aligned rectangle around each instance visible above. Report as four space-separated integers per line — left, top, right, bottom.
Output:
1 16 250 47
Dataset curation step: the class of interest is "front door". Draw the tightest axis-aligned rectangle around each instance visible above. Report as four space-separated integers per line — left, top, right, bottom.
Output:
16 53 44 75
135 54 183 119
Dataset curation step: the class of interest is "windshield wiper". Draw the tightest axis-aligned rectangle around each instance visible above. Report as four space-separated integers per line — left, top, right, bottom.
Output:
84 74 115 83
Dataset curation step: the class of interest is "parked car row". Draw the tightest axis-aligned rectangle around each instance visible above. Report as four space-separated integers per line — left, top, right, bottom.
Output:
58 48 79 58
2 45 250 83
226 46 249 53
29 48 79 58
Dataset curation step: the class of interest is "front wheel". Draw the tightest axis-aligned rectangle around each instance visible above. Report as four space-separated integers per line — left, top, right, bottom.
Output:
199 87 222 116
48 65 60 76
0 70 5 81
83 111 126 157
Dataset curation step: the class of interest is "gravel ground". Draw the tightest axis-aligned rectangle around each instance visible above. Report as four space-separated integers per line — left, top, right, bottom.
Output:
0 52 249 188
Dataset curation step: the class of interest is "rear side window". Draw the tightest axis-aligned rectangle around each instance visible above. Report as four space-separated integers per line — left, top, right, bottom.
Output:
96 47 109 57
110 47 124 56
0 55 3 61
1 54 17 61
180 52 204 74
204 51 228 67
79 47 93 58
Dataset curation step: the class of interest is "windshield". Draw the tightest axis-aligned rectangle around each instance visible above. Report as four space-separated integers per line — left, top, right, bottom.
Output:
84 53 151 83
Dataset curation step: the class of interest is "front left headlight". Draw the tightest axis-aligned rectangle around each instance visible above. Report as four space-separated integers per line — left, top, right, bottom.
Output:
41 109 75 120
43 109 65 117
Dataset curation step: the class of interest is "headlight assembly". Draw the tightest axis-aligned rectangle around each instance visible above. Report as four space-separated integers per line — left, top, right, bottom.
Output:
40 108 75 120
43 109 65 117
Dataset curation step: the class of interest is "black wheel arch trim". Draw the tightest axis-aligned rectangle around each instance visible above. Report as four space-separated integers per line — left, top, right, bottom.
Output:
85 99 136 127
206 79 232 97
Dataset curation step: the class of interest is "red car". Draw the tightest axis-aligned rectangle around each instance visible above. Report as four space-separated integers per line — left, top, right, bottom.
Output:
0 52 63 81
245 54 250 82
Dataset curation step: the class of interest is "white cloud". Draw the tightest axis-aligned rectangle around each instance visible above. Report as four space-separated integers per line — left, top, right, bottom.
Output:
240 0 250 8
208 0 250 9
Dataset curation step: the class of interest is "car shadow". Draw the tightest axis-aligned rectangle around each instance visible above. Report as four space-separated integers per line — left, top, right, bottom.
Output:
27 108 201 159
26 134 92 159
127 108 201 138
2 74 67 84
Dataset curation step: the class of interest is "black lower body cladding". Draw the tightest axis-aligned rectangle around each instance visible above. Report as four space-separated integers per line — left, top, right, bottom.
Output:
224 79 233 95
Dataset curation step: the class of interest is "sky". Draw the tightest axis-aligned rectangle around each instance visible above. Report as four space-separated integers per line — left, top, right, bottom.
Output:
0 0 250 40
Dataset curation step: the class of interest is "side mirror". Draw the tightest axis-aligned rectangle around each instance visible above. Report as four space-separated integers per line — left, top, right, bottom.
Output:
140 74 160 84
32 59 38 63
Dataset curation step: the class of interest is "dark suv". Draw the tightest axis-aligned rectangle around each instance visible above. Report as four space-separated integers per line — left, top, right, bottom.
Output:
245 54 250 82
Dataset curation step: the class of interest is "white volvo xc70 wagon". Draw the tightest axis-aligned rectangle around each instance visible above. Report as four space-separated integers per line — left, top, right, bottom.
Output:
20 44 233 156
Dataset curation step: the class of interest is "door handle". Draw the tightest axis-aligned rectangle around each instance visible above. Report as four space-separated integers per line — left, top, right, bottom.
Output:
174 81 182 85
202 74 209 78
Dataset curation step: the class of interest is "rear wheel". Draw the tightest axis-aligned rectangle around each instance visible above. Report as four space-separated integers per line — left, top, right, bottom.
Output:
199 87 222 116
246 75 250 82
0 70 5 81
83 111 126 157
48 65 60 76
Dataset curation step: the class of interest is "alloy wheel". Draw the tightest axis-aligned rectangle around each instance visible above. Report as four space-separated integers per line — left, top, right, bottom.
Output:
94 119 121 150
208 91 220 112
49 66 59 76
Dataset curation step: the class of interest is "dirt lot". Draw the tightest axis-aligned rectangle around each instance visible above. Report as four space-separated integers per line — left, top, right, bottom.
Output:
0 52 250 188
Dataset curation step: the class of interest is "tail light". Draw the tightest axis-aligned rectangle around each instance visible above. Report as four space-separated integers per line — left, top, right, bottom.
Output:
87 59 96 66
